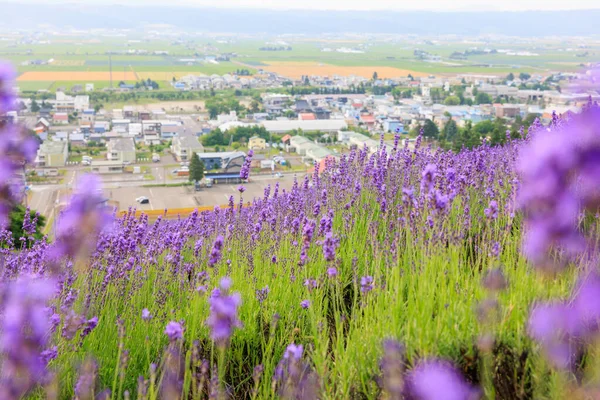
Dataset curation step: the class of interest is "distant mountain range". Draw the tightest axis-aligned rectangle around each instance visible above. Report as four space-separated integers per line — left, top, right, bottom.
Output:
1 2 599 36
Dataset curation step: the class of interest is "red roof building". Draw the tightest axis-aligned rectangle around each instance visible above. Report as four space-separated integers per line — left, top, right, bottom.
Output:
281 134 292 144
298 113 316 121
360 114 376 125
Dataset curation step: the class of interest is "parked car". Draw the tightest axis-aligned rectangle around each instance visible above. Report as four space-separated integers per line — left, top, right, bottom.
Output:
136 196 149 204
122 161 132 165
275 172 283 178
152 153 160 163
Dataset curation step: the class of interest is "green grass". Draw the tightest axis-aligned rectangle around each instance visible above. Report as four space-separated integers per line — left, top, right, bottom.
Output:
16 80 55 92
40 171 586 399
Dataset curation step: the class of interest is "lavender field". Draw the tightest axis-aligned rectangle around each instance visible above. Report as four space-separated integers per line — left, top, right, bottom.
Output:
2 63 600 400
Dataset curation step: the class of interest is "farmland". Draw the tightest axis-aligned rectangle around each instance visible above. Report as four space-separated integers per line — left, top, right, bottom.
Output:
4 34 600 92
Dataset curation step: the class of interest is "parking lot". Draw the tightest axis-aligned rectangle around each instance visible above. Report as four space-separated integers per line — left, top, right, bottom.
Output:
108 174 299 212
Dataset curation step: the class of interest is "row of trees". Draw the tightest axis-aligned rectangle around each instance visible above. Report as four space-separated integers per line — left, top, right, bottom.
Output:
409 113 540 152
201 126 273 147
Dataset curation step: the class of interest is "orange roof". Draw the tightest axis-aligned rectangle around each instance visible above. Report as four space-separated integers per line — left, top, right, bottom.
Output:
281 134 292 143
299 113 316 120
360 114 376 123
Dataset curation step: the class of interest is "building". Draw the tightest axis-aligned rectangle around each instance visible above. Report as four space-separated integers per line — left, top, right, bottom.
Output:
337 130 381 154
199 151 246 174
383 119 402 133
289 136 334 163
495 104 521 118
248 136 266 150
172 136 204 161
90 160 124 174
36 141 68 167
53 113 69 124
262 119 347 134
94 121 110 133
298 113 316 121
112 119 131 133
35 118 50 134
107 138 136 163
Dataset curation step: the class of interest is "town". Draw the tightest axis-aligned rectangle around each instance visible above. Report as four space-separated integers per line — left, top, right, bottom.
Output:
3 27 600 224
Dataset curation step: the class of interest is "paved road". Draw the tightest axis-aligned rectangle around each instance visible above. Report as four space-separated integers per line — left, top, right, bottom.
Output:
28 170 303 218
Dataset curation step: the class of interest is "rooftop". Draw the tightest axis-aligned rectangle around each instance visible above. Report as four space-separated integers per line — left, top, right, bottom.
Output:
175 135 204 149
262 119 347 132
39 141 67 154
108 138 136 152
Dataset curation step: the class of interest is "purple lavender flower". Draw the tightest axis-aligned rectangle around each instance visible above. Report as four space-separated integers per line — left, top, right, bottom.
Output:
206 278 242 347
74 358 98 400
420 164 437 195
300 300 310 309
273 342 319 399
239 150 253 181
284 343 303 360
52 174 113 260
40 346 58 365
164 321 184 341
256 285 269 304
380 339 405 399
322 232 340 262
0 62 16 114
142 308 152 321
405 360 478 400
484 200 498 219
327 267 338 278
81 316 99 339
0 276 55 398
208 235 224 267
360 276 374 293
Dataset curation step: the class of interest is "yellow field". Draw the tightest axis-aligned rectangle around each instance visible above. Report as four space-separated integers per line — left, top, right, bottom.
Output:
261 62 429 79
17 71 138 81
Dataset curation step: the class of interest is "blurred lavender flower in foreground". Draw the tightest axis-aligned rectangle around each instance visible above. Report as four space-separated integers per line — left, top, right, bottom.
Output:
0 63 39 227
528 272 600 370
206 277 242 347
0 276 55 399
52 174 113 261
404 360 479 400
379 339 405 399
518 102 600 268
273 343 319 400
300 300 310 309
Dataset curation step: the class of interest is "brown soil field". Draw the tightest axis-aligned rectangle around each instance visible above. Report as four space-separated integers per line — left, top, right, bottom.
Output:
17 71 138 81
261 62 429 79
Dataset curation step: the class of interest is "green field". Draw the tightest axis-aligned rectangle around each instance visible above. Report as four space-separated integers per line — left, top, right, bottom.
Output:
3 34 598 93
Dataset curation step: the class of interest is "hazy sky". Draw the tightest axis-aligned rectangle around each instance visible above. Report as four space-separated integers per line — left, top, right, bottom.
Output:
17 0 600 11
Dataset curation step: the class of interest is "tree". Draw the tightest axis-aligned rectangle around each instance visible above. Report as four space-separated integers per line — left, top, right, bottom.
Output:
372 71 378 81
442 119 459 142
422 119 439 139
475 92 492 105
189 153 205 183
506 73 515 81
30 99 40 112
443 96 461 106
473 120 495 136
519 72 531 81
249 100 261 113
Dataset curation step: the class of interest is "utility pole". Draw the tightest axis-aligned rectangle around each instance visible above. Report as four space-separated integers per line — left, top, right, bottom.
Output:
109 55 113 90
